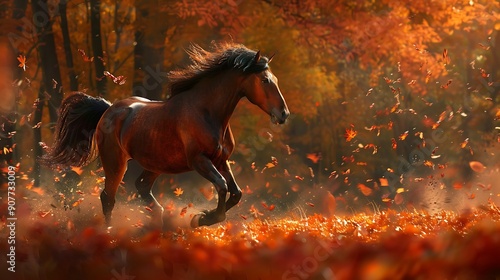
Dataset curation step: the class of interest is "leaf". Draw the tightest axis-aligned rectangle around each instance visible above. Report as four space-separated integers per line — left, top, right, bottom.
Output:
469 161 485 173
394 193 404 205
344 127 357 142
379 178 389 187
357 183 373 196
306 153 321 163
174 187 184 197
17 55 27 71
399 131 409 140
180 206 187 217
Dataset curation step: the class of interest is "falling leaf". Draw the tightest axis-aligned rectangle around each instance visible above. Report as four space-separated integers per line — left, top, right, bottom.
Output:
344 127 357 142
440 79 452 89
453 182 463 190
103 71 127 85
78 49 94 62
294 175 304 181
72 198 84 207
32 122 42 129
357 183 373 196
180 207 187 217
306 202 315 207
460 138 469 148
306 153 321 164
391 138 397 150
379 178 389 187
469 161 486 173
399 131 409 140
394 193 404 205
17 55 27 71
174 187 184 197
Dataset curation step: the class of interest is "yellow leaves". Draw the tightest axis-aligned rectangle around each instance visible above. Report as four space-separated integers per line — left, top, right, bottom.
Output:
17 55 27 71
174 187 184 197
399 131 409 140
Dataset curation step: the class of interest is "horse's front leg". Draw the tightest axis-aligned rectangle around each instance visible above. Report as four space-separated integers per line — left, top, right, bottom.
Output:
190 155 228 227
219 161 242 211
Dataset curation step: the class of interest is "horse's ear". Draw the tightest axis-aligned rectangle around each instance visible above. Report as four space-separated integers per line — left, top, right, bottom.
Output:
254 50 261 64
268 53 276 63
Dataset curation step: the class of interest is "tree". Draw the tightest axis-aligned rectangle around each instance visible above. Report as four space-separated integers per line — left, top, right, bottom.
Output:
31 0 63 186
90 0 106 96
59 0 78 91
132 0 168 100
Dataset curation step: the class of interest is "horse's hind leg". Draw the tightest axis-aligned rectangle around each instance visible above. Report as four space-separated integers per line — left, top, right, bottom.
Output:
135 170 163 229
99 148 128 226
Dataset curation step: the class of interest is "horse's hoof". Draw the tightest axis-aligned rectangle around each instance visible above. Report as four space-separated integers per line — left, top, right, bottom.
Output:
190 213 205 228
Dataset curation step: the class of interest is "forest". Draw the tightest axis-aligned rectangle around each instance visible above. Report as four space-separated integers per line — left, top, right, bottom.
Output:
1 0 500 279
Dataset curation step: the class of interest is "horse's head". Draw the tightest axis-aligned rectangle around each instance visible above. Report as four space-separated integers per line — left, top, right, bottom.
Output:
241 51 290 124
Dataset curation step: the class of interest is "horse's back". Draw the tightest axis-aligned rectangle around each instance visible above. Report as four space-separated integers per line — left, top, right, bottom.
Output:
99 97 190 173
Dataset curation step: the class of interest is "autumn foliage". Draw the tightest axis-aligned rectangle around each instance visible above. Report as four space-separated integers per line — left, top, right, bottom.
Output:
2 0 500 279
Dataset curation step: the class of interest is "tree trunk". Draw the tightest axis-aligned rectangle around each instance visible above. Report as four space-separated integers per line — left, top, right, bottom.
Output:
32 88 45 187
133 0 168 100
32 0 63 186
59 0 78 91
90 0 106 96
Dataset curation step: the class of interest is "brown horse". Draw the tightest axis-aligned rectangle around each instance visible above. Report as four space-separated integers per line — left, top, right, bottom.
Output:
41 42 289 228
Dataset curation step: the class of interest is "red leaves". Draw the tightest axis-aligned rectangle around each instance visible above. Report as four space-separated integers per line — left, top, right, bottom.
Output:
103 71 127 85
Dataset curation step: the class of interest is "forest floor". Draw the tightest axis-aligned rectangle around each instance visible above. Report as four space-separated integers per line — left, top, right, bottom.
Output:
1 184 500 280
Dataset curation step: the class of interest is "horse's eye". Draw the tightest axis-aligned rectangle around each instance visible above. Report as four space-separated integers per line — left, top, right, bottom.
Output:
262 78 271 83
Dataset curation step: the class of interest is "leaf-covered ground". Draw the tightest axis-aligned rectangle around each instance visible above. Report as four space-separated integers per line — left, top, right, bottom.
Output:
2 199 500 280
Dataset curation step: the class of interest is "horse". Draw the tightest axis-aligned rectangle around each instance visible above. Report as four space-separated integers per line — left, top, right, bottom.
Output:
40 42 290 229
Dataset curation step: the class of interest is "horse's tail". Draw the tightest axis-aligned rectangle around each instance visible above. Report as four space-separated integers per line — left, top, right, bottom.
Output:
40 92 111 169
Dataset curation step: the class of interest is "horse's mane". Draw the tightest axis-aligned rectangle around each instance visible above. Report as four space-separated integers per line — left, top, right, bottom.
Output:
168 42 269 96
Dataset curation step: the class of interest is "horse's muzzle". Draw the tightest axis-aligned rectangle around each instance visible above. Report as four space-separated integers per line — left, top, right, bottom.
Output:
271 108 290 124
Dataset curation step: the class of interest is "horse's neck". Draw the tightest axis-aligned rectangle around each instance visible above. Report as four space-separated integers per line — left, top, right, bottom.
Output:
187 73 243 128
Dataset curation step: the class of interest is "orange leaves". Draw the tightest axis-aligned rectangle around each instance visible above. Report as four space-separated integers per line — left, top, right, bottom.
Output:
174 187 184 197
306 153 321 163
357 183 373 196
469 161 486 173
17 55 27 71
398 131 409 140
344 126 357 142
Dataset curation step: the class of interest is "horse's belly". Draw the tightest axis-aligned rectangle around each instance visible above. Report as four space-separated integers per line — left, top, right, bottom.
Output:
128 140 191 174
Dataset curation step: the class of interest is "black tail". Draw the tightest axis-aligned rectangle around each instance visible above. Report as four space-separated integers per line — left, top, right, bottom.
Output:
40 92 111 168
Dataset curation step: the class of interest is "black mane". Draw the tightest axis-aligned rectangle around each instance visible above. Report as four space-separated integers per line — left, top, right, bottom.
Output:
168 42 270 96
